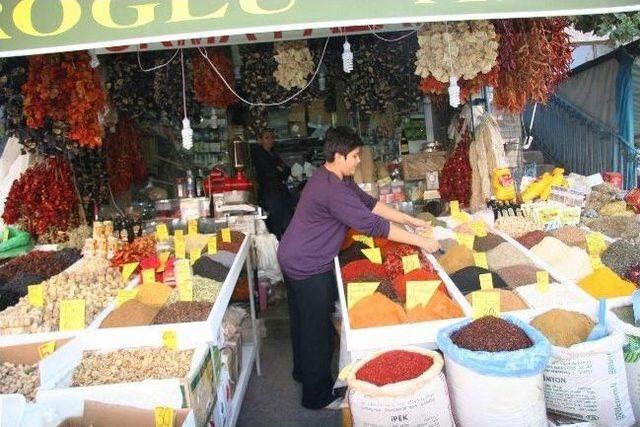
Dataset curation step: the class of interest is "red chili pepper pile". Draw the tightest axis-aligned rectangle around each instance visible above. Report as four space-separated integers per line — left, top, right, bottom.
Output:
439 119 472 205
355 350 434 386
2 157 79 237
104 117 147 196
341 260 389 284
111 235 157 267
192 48 237 109
22 52 106 148
382 243 432 279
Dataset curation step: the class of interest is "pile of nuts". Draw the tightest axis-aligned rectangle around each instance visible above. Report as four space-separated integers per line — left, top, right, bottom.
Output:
72 347 194 387
0 257 126 335
0 361 39 400
494 216 543 238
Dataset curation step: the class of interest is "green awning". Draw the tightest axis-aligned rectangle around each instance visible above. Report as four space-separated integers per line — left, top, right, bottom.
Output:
1 0 640 58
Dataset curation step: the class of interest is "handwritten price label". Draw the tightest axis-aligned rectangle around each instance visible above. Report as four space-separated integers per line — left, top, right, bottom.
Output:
479 273 494 290
174 236 186 259
121 262 139 282
361 248 382 264
157 252 170 273
472 291 501 319
353 235 374 248
536 271 550 293
473 253 488 269
221 228 231 243
187 219 198 236
179 280 193 302
347 282 379 309
471 221 488 237
450 200 460 217
402 254 421 274
190 248 201 265
59 299 86 331
174 229 184 238
155 407 175 427
456 233 475 250
162 331 177 350
38 341 56 359
27 284 44 308
141 269 156 284
156 224 169 241
406 281 440 310
208 236 218 255
174 260 192 287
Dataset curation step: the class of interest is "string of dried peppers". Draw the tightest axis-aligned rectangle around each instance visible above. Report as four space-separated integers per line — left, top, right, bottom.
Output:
104 116 147 196
192 47 236 109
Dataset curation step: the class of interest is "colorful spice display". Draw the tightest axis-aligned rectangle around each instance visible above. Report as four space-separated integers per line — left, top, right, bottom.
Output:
2 158 80 238
451 316 533 352
438 244 475 275
449 266 509 294
578 266 637 299
349 292 408 329
530 309 595 347
355 350 434 386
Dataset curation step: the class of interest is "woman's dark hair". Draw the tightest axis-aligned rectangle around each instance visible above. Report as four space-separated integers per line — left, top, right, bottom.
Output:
323 126 363 162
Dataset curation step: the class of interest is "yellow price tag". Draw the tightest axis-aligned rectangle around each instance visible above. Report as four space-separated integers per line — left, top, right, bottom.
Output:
536 271 550 293
174 260 191 287
402 254 421 274
479 273 494 290
59 299 86 331
189 248 201 265
353 235 374 248
208 236 218 255
121 262 139 282
2 228 9 242
174 237 186 259
157 252 170 273
179 280 193 302
27 284 44 308
156 224 169 241
187 219 198 236
450 200 460 216
590 254 603 269
154 407 175 427
347 282 379 309
361 248 382 264
586 233 607 256
473 253 488 269
38 341 56 359
116 289 138 307
472 291 501 319
471 221 488 237
221 228 231 243
456 233 475 250
406 280 441 310
141 269 156 284
162 330 177 350
174 229 184 238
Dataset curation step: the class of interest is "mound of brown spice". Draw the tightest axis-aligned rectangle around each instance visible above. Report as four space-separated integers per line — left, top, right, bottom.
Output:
451 316 533 352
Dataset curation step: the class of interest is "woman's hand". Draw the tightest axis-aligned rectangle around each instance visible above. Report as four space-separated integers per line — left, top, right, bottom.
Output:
417 236 440 253
405 215 431 229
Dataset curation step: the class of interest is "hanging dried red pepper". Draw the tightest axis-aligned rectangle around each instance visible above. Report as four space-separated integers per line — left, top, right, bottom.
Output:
104 116 147 196
192 47 237 109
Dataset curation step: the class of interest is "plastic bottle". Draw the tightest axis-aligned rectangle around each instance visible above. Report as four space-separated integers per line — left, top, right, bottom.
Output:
186 170 195 198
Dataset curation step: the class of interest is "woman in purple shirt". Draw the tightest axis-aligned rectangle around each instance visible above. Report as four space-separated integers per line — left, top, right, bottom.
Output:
277 126 439 409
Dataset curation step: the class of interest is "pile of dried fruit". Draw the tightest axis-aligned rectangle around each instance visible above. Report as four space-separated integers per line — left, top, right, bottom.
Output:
2 157 80 238
111 235 157 266
0 362 39 400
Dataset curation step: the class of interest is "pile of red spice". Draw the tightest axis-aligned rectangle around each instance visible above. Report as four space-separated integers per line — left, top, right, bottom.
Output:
355 350 434 386
451 316 533 352
382 244 432 279
341 260 389 283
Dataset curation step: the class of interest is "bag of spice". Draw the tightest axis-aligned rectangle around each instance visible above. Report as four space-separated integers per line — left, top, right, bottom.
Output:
436 316 550 427
342 347 454 427
533 308 635 427
606 304 640 423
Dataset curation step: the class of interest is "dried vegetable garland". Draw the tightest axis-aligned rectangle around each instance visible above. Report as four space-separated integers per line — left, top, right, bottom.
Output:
104 53 158 124
69 147 109 214
273 41 314 90
2 157 80 237
22 52 106 149
104 116 147 196
439 118 473 205
415 21 498 82
192 47 236 109
493 18 572 114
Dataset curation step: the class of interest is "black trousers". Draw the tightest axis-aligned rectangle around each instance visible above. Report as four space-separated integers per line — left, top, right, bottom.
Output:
260 190 293 239
285 270 338 409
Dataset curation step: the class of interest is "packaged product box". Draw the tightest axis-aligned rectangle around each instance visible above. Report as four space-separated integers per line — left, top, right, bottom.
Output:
58 401 194 427
37 338 218 427
401 152 446 181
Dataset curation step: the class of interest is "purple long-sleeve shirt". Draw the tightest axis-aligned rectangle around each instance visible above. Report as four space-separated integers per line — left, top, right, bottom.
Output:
277 166 390 280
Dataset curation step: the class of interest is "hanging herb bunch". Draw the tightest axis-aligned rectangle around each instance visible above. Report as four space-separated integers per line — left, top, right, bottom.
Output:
69 146 109 215
151 49 204 129
493 18 573 114
192 47 237 109
273 40 314 90
2 157 80 239
104 116 147 196
22 52 106 150
104 52 159 124
340 36 422 116
415 21 499 103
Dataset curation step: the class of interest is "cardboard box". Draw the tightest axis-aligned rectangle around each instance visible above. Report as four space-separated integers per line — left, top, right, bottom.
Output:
37 339 217 427
401 151 446 181
58 401 195 427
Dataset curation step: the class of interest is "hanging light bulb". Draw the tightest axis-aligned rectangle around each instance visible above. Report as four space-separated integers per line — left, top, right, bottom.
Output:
448 76 460 108
89 50 100 68
342 38 353 73
182 118 193 150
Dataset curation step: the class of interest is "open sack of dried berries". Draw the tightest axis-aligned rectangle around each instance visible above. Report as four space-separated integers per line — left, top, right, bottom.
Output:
342 347 455 426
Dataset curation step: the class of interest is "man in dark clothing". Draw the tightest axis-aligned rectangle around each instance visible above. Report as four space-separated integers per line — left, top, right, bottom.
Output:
251 129 293 239
277 126 439 410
